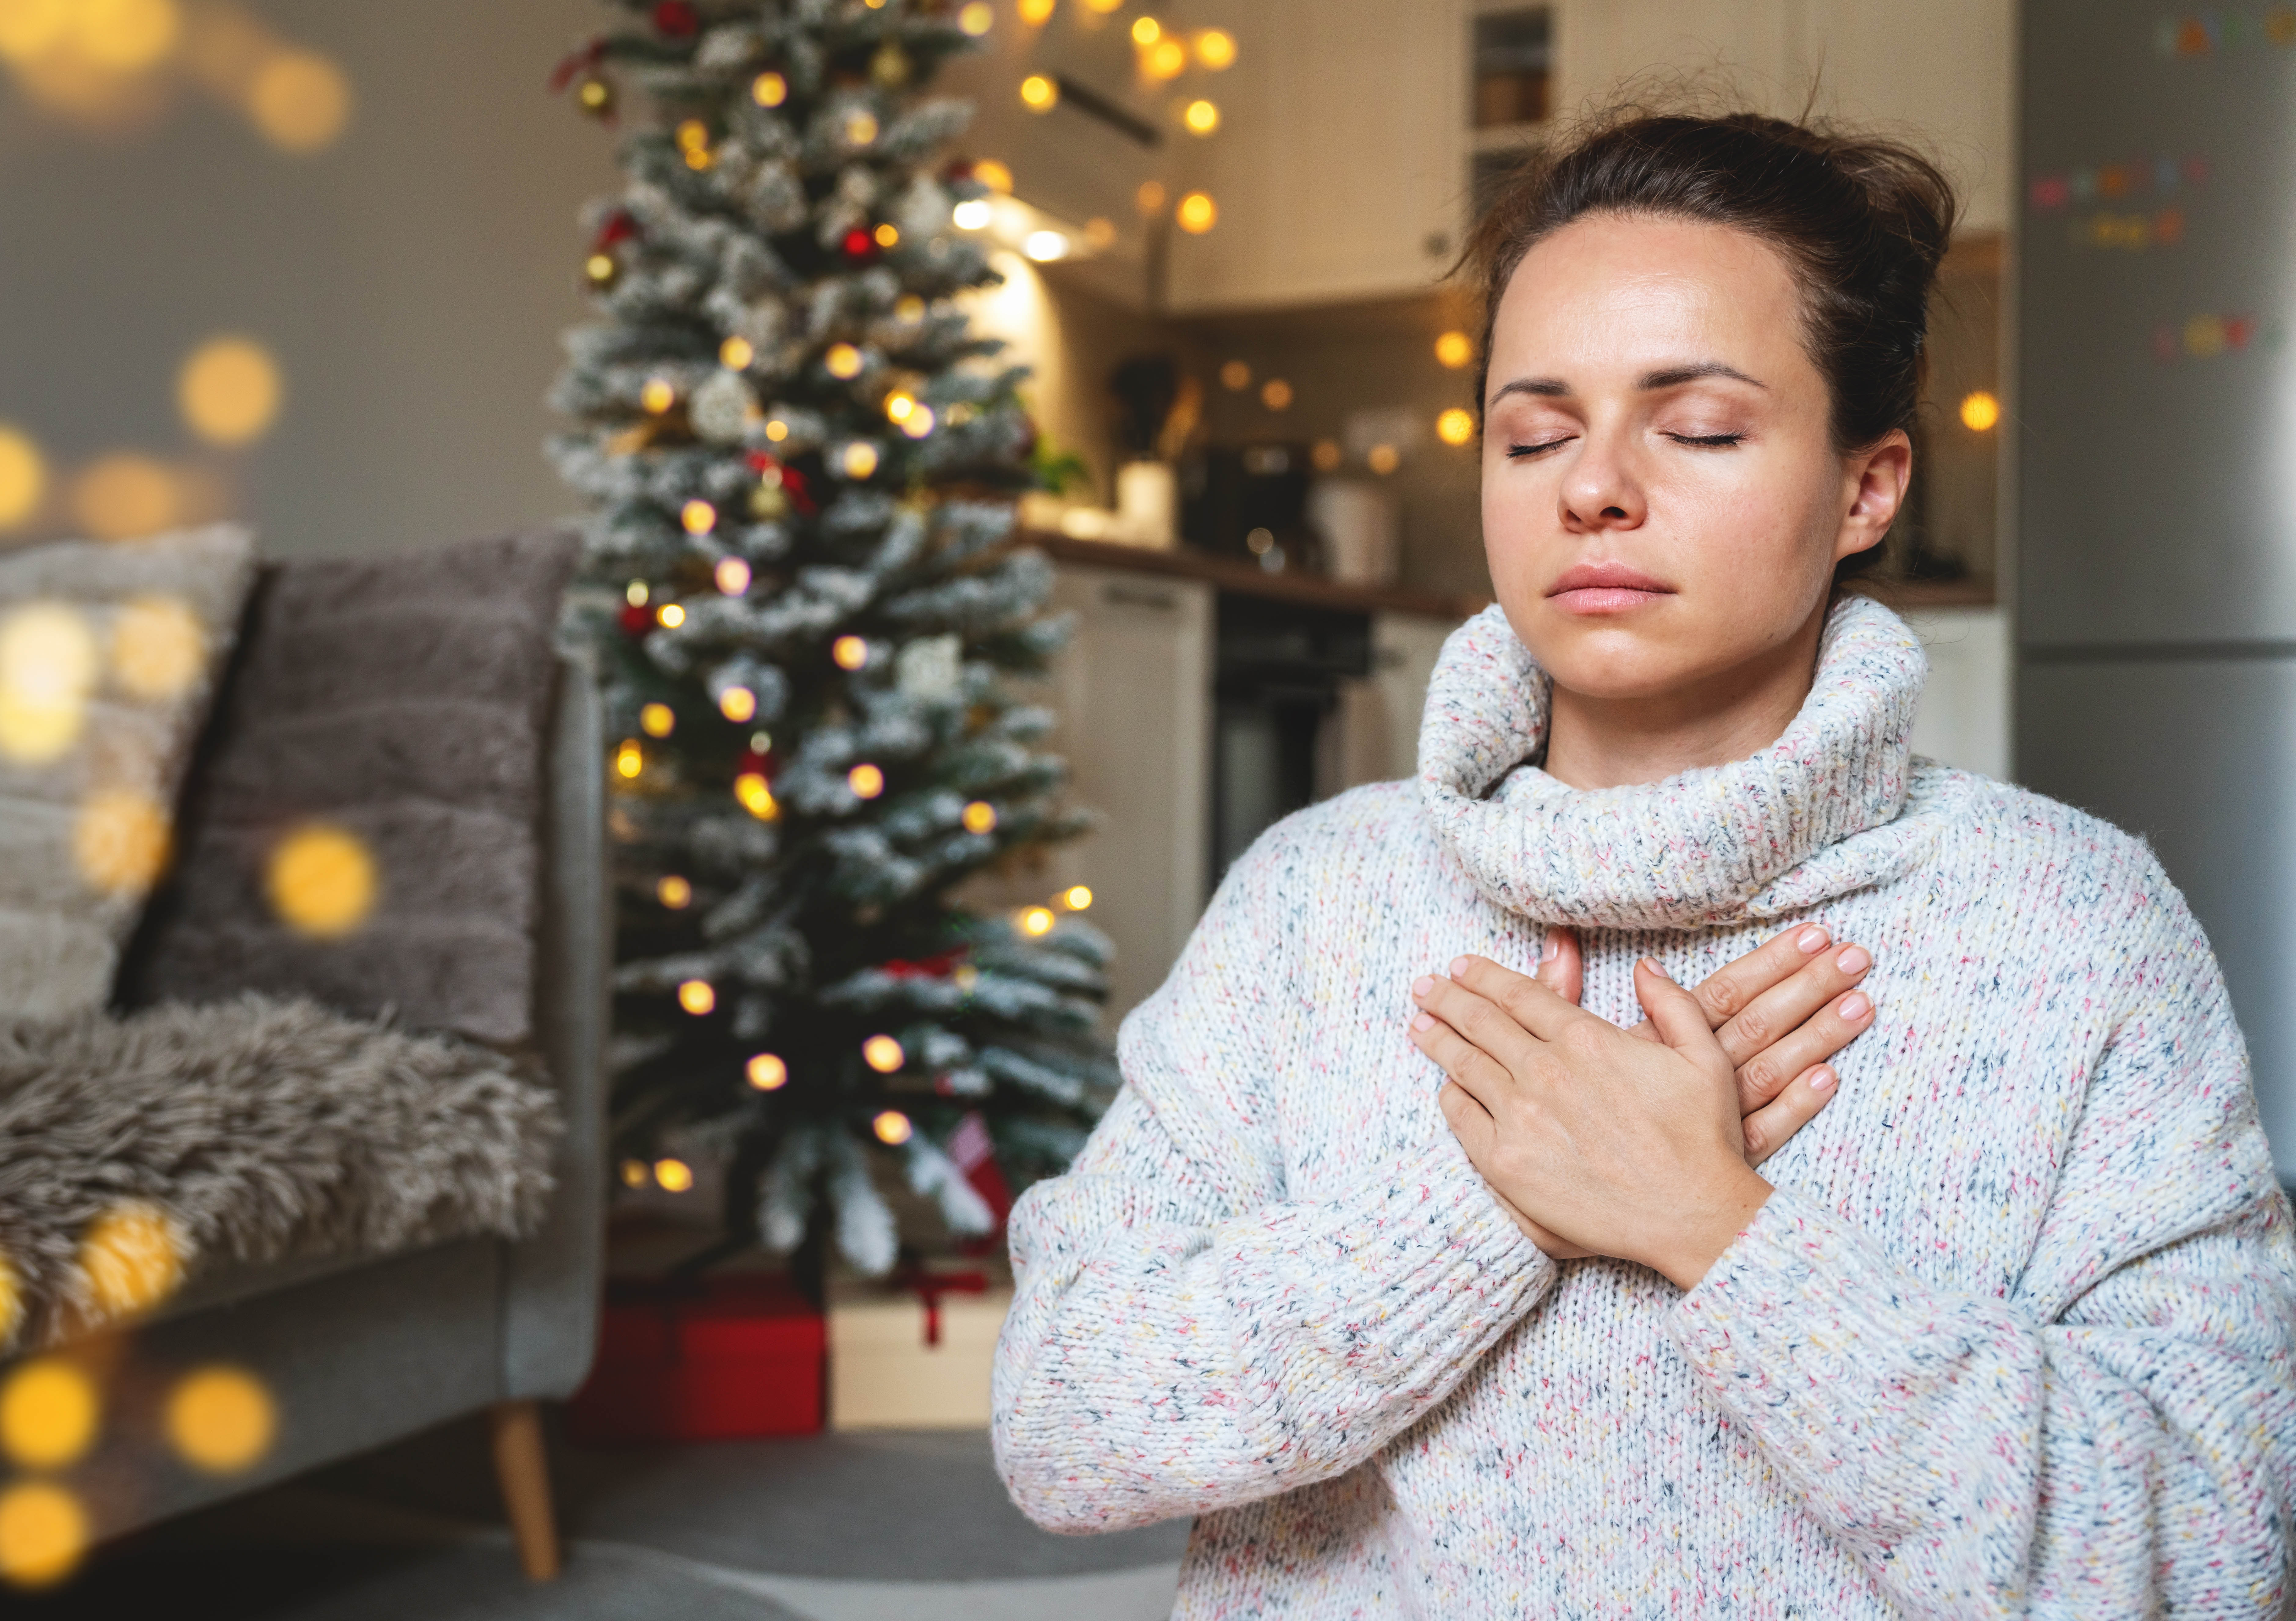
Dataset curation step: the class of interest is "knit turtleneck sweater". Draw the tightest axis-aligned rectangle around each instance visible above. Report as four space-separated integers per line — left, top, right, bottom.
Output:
992 597 2296 1618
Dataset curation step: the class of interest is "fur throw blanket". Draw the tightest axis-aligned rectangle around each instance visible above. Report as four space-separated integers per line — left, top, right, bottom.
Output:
0 995 560 1348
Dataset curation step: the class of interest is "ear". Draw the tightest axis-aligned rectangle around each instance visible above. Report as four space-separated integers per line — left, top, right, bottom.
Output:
1834 429 1912 565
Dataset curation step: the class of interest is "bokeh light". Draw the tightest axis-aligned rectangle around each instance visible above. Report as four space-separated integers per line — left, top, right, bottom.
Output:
746 1052 787 1090
0 426 47 530
615 740 645 779
719 335 755 369
619 1159 648 1188
653 1158 694 1193
656 602 686 628
824 343 864 379
1019 73 1057 112
640 702 674 738
1136 179 1166 213
961 799 996 834
0 1482 87 1590
847 762 884 799
899 405 935 439
872 1109 913 1145
77 0 178 71
111 593 205 700
1311 439 1343 471
178 335 282 445
641 378 676 413
656 874 692 909
678 980 715 1015
1434 330 1473 368
80 1200 185 1320
1196 27 1236 67
734 771 777 819
1176 191 1217 233
843 109 877 146
266 824 377 937
952 197 991 231
972 159 1013 193
0 602 98 763
832 635 869 671
1218 359 1250 390
1145 36 1187 77
1017 0 1053 22
1367 443 1401 475
73 788 170 895
681 498 716 535
958 1 992 34
0 1361 98 1470
840 441 879 480
1061 884 1093 910
861 1034 904 1073
885 391 917 424
718 686 757 723
1960 390 2001 431
1019 905 1055 935
165 1366 275 1474
1023 229 1068 262
248 48 349 151
1436 407 1477 447
1131 15 1160 44
872 222 899 247
1183 98 1218 134
751 71 785 106
70 452 178 540
715 557 751 595
1261 378 1293 411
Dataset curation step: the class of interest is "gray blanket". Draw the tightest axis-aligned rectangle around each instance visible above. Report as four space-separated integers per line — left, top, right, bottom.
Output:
0 994 559 1348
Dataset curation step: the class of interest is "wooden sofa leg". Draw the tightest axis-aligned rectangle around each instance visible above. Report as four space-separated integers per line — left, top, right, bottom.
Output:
488 1399 563 1580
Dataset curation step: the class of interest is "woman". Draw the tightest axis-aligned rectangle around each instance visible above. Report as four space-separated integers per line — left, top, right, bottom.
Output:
993 111 2296 1616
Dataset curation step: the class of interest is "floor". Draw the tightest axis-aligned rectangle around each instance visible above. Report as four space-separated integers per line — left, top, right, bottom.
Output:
20 1421 1190 1619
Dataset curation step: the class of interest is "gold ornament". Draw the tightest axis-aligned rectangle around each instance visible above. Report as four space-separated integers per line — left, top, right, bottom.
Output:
749 483 789 520
871 41 910 88
575 75 614 118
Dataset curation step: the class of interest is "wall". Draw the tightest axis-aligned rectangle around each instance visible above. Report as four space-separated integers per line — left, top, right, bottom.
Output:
0 0 617 560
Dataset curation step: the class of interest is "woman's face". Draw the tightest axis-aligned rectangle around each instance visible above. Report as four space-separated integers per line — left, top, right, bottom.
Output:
1480 213 1907 702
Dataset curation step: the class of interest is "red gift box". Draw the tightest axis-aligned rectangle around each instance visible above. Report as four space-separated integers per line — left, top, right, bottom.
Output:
568 1274 825 1444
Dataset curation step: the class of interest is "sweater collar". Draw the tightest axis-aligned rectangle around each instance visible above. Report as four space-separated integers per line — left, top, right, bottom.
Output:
1416 594 1933 930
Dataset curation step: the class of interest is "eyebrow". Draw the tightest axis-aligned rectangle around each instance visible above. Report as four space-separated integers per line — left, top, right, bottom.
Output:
1489 361 1767 405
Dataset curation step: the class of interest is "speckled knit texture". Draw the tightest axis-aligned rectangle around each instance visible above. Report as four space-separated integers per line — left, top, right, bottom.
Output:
992 596 2296 1618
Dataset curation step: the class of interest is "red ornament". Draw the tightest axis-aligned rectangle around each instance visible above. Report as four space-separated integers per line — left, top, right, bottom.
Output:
620 602 654 637
946 1112 1014 1229
745 452 817 515
841 227 879 263
881 950 964 980
593 211 639 251
736 745 777 779
653 1 700 36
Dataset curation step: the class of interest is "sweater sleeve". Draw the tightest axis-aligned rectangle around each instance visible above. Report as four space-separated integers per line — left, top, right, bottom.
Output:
991 827 1556 1533
1670 884 2296 1618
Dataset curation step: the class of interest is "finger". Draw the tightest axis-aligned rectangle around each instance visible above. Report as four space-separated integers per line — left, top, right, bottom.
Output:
1683 923 1837 1032
1634 957 1721 1057
1437 957 1579 1043
1733 987 1876 1112
1713 942 1874 1073
1410 1005 1515 1113
1742 1063 1840 1167
1533 928 1584 1007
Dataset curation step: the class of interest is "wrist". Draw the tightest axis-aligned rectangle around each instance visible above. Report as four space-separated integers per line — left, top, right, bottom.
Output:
1651 1164 1773 1291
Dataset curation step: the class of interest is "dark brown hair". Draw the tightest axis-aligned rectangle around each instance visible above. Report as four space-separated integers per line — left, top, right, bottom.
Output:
1463 107 1959 585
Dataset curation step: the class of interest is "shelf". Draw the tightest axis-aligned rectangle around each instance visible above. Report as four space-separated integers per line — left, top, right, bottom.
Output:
1869 575 2000 610
1027 533 1489 622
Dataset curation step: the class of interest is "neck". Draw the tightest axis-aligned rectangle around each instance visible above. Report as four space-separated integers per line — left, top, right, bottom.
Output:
1541 602 1829 791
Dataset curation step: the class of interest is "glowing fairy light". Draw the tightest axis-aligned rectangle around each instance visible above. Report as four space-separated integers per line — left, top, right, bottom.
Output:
1435 330 1473 368
249 50 351 153
1018 0 1052 20
832 635 869 670
79 1202 186 1321
1261 378 1294 411
0 1362 98 1471
0 426 45 530
641 378 676 413
952 198 991 230
73 789 170 896
111 595 206 699
841 441 880 480
872 1110 913 1145
1436 408 1477 447
715 557 751 595
266 824 378 938
615 740 645 779
0 603 98 764
165 1367 276 1474
972 159 1013 193
656 602 686 628
0 1482 87 1590
1960 390 2001 431
657 875 692 909
1183 98 1218 134
620 1159 649 1187
677 980 715 1015
961 800 996 834
1145 36 1186 77
844 110 878 146
1019 74 1058 112
735 772 777 819
1176 191 1217 233
873 222 898 247
825 342 864 379
1196 27 1237 67
1018 905 1055 935
681 499 716 535
862 1035 904 1073
752 72 786 106
719 335 755 369
626 580 650 606
719 686 757 723
640 702 675 737
959 1 993 33
653 1158 694 1192
1131 15 1160 43
847 762 885 798
178 336 283 446
1061 885 1093 910
885 391 916 423
746 1052 787 1090
900 405 935 439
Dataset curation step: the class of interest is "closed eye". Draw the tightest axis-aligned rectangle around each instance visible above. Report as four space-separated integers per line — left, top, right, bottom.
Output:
1666 432 1745 448
1505 438 1574 459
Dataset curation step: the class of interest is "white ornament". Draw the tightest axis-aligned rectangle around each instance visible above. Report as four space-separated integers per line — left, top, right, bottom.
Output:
896 634 962 700
690 370 756 444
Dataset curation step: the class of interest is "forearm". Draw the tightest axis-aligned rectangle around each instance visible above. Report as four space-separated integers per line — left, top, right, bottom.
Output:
1671 1185 2296 1617
994 1126 1554 1531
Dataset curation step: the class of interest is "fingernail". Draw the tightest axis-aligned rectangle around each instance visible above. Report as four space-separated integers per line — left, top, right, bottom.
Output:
1809 1065 1837 1092
1541 933 1559 961
1412 976 1435 998
1450 957 1471 978
1797 925 1830 953
1638 955 1668 979
1836 946 1871 974
1411 1011 1436 1031
1839 992 1871 1020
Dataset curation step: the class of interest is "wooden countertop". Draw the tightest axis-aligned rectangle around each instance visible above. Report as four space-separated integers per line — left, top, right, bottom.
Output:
1030 532 1998 619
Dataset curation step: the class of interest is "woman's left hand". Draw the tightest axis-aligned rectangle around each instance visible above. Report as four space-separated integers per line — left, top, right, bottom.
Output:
1411 954 1774 1289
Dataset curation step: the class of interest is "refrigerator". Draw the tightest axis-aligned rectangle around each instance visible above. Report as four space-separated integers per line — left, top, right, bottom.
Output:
2017 1 2296 1173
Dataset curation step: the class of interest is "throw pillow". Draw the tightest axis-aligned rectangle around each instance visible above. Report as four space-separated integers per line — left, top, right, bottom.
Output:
121 528 578 1045
0 526 258 1022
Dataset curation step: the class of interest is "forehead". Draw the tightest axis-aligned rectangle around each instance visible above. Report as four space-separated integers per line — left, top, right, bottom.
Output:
1490 213 1809 374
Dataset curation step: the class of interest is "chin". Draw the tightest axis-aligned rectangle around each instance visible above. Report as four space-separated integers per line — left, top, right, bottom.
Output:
1515 612 1700 701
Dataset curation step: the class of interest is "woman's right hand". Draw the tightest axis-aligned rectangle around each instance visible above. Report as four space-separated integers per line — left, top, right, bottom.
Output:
1485 923 1872 1259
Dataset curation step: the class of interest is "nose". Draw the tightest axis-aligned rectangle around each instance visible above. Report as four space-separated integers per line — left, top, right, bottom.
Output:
1558 422 1647 533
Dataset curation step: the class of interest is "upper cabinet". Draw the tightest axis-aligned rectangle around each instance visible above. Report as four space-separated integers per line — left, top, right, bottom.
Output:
1155 0 2009 314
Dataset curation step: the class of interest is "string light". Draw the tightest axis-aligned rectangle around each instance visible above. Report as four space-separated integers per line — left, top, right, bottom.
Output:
833 635 869 670
900 406 935 439
578 78 612 114
1019 905 1055 935
1176 191 1218 233
825 342 864 379
1196 27 1237 67
1137 179 1166 213
959 1 993 33
626 580 650 605
1019 74 1058 112
681 498 717 535
166 1368 276 1475
677 980 715 1015
1061 885 1094 910
654 1159 694 1192
746 1053 788 1091
657 875 692 909
0 1482 87 1589
885 391 917 423
752 72 787 106
719 686 757 722
841 441 880 479
952 198 991 230
1312 439 1343 471
0 427 44 531
765 418 790 442
656 602 686 628
720 335 755 369
1219 359 1251 390
872 1110 913 1145
621 1160 649 1188
961 800 997 833
178 336 283 447
845 110 878 146
676 119 708 150
973 159 1014 193
873 222 899 247
735 772 777 819
1018 0 1054 21
848 763 885 798
1183 98 1219 134
1367 443 1401 475
1435 330 1473 368
0 1362 98 1470
1131 16 1161 43
862 1035 905 1073
1024 230 1069 261
1436 407 1477 447
615 740 645 778
1261 378 1293 411
715 557 752 595
1960 390 2001 431
586 253 618 288
80 1203 183 1320
1145 37 1187 77
641 378 676 413
641 702 675 737
896 294 927 321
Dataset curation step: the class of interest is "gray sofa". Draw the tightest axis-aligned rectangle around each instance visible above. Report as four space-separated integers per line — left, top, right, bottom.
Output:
10 647 608 1581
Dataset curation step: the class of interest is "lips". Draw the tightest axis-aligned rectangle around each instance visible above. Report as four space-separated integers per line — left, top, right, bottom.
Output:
1545 562 1674 615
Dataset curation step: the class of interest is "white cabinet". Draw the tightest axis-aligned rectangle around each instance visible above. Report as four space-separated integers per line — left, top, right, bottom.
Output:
1025 566 1212 1026
1165 0 1468 312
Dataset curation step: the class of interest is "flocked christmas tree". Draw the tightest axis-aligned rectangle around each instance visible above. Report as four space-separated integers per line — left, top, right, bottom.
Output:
548 0 1113 1288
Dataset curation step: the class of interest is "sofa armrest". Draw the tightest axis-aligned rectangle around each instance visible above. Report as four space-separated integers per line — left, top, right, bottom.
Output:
500 646 610 1400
